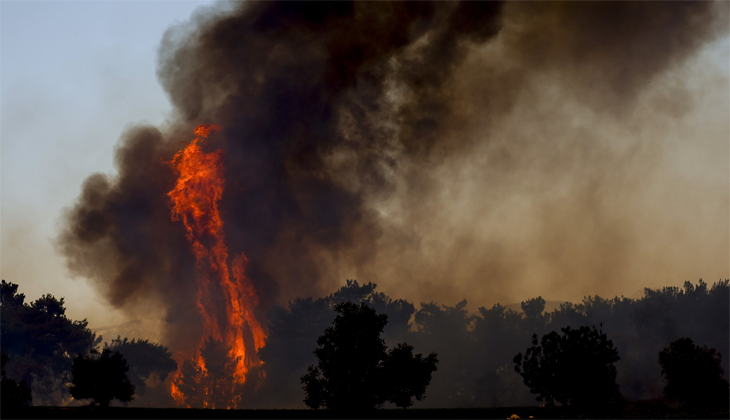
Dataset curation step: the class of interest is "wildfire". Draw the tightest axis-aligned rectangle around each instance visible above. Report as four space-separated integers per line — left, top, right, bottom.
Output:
166 125 266 408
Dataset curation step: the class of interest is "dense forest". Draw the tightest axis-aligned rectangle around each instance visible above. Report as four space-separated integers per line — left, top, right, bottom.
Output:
1 278 728 409
258 279 729 408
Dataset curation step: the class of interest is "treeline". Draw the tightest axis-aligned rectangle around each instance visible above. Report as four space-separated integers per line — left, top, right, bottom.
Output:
0 281 178 408
257 279 729 408
1 278 728 409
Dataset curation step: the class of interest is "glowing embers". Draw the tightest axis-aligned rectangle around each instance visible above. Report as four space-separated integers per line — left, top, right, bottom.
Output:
167 125 266 408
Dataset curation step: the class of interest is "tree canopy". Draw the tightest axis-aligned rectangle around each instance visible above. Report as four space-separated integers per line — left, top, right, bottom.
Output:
258 280 415 408
1 280 99 404
69 348 135 407
301 302 438 410
382 343 439 409
514 325 621 408
105 336 178 397
659 337 729 408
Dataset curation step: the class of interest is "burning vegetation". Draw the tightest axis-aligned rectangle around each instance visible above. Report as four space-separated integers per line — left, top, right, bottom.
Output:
49 0 728 410
166 125 266 408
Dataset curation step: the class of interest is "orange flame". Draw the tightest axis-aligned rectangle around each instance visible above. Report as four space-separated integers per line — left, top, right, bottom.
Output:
170 380 185 406
167 125 266 408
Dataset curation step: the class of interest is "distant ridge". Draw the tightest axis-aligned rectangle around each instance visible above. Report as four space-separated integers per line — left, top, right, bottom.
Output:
629 289 647 300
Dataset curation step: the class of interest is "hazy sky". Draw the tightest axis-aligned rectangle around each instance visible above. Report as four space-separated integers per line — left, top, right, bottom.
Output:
1 1 728 336
1 1 214 329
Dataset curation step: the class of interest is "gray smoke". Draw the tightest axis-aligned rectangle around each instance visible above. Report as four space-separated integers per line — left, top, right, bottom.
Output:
58 0 727 370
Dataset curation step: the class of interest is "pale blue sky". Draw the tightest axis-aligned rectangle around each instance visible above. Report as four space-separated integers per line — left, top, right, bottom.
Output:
1 1 214 328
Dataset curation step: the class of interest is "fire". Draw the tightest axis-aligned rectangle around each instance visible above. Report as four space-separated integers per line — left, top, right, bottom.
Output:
170 380 184 406
166 125 267 408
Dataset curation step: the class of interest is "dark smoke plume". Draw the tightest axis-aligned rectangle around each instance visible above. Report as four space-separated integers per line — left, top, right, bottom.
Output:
58 0 727 363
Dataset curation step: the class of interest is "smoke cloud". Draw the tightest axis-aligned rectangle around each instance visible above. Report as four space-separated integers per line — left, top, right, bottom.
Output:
58 0 727 355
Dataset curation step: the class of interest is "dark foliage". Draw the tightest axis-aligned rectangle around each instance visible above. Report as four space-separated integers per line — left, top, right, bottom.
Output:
1 351 32 411
1 280 99 404
69 349 135 407
301 302 437 410
105 336 178 398
302 302 389 410
471 303 527 407
410 299 475 406
261 279 728 408
259 280 414 408
521 297 546 322
174 337 242 409
514 325 621 408
4 276 726 410
659 337 729 408
382 343 439 409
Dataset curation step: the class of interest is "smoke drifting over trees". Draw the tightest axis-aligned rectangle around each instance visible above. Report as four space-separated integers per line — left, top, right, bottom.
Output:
55 0 728 405
261 279 728 409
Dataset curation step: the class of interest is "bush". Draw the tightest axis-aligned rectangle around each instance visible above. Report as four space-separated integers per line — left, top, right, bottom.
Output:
69 349 134 407
514 325 621 408
659 337 729 408
301 302 438 410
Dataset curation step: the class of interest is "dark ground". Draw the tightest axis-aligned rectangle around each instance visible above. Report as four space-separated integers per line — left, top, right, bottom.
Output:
3 401 728 419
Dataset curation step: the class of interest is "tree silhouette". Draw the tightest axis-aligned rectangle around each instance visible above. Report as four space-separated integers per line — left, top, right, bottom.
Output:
1 351 32 412
174 336 242 409
659 337 729 408
106 336 177 398
301 302 438 410
514 325 621 408
521 296 546 320
1 280 99 404
69 349 135 407
382 343 439 409
259 280 415 408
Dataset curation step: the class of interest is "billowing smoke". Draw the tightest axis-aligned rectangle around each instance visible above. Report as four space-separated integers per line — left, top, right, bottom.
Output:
58 0 727 379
